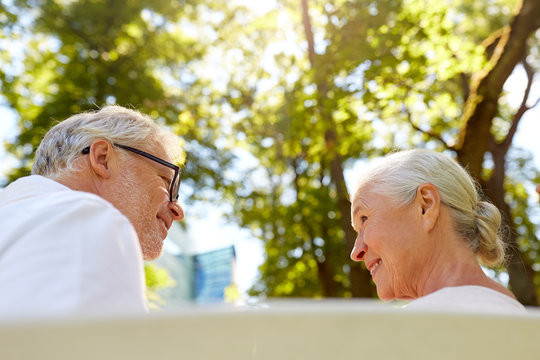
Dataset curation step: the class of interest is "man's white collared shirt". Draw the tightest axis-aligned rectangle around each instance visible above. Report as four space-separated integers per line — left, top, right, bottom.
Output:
0 175 148 318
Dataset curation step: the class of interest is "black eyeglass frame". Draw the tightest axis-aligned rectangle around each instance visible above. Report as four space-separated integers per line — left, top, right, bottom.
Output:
82 143 181 202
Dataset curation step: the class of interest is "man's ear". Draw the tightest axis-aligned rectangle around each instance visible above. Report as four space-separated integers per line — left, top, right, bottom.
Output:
87 140 115 179
417 183 440 233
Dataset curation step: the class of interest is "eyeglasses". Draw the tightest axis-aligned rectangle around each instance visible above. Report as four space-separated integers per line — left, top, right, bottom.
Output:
82 144 181 202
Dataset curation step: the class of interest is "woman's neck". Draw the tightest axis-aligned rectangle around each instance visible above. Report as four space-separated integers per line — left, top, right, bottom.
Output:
418 246 515 299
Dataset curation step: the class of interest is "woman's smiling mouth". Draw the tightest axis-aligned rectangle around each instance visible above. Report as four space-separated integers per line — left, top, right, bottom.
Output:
368 259 382 276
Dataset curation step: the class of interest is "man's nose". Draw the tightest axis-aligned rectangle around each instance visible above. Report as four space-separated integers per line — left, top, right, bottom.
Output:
350 236 367 262
169 201 184 221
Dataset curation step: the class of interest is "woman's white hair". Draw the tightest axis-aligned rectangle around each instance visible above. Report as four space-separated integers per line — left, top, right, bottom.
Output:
353 149 506 267
32 105 183 178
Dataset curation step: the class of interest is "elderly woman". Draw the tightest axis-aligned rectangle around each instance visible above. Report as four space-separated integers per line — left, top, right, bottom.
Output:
350 149 526 313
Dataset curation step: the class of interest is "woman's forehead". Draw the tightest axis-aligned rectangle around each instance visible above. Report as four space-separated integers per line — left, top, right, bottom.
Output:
353 183 376 203
352 184 393 211
352 186 374 214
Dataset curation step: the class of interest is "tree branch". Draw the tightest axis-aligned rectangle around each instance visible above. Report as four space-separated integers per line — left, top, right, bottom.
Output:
500 57 537 152
301 0 315 65
460 72 470 102
455 0 540 178
403 105 457 151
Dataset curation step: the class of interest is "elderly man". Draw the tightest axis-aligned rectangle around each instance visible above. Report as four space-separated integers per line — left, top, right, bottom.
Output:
0 106 184 317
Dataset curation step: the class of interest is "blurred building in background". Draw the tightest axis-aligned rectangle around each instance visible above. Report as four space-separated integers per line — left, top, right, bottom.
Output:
154 223 237 306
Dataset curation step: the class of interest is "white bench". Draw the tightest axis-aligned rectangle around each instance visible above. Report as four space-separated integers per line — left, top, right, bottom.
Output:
1 300 538 359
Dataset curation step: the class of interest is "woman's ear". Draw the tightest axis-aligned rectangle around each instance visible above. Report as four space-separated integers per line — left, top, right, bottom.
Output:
417 183 440 233
87 140 115 179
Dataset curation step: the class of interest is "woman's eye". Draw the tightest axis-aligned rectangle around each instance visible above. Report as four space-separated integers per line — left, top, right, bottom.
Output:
360 216 368 224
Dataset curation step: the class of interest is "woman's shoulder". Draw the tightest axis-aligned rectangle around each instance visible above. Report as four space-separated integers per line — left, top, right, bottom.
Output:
403 286 527 314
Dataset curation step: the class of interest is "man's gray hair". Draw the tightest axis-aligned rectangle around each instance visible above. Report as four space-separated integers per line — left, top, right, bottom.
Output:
32 105 183 178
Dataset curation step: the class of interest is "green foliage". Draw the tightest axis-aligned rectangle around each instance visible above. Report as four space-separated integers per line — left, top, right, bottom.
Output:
219 0 539 299
144 262 176 309
0 0 234 204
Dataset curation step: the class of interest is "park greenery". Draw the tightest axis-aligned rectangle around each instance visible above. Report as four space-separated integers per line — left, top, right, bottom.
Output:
1 0 539 305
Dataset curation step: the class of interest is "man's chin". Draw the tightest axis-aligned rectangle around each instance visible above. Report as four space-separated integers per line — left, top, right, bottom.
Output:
140 236 165 261
142 248 164 261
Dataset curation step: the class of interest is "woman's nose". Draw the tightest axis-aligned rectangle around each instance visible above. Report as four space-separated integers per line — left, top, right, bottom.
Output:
169 201 184 221
350 237 367 262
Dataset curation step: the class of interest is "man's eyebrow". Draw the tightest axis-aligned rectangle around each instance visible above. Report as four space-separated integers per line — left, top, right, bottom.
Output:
163 169 175 182
155 166 174 181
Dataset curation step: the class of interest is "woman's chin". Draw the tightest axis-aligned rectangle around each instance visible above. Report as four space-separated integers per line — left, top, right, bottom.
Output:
375 288 395 302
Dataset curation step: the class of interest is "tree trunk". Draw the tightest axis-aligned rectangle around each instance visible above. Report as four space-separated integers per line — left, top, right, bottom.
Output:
455 0 540 305
330 152 375 297
484 56 539 306
456 0 540 177
486 144 538 305
301 0 374 297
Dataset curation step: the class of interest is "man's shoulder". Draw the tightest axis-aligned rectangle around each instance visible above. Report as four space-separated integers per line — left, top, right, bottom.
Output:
1 175 128 225
45 190 130 229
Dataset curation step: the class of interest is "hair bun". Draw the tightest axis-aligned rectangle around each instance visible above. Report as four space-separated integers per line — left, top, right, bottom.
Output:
474 201 506 266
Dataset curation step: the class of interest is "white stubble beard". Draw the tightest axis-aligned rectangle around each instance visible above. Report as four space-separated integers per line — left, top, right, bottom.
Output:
115 168 164 260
